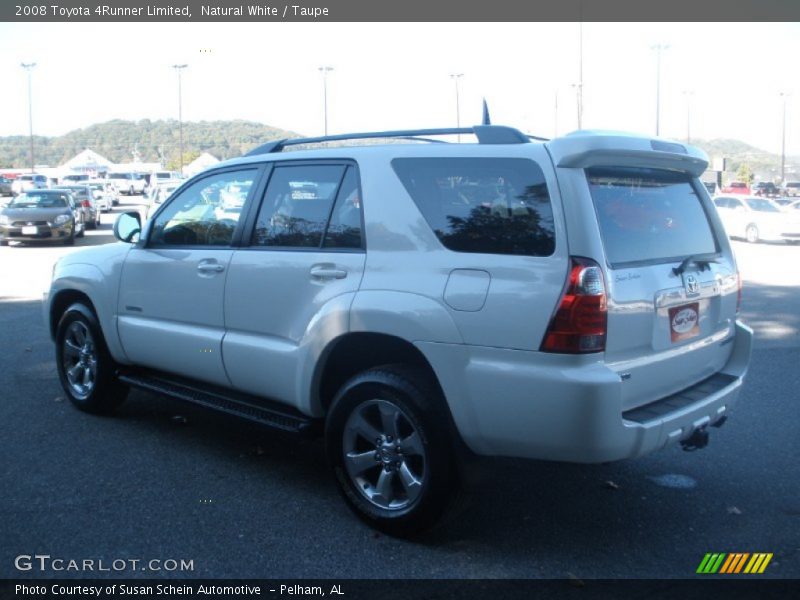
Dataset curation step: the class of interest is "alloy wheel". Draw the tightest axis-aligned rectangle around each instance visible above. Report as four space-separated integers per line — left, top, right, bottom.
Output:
342 399 426 511
61 321 97 399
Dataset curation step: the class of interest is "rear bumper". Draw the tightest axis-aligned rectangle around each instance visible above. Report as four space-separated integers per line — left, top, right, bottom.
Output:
417 320 753 463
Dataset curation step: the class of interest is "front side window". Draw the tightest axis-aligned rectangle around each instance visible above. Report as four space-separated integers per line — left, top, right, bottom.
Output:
392 157 556 256
149 169 256 246
252 165 346 248
587 167 718 267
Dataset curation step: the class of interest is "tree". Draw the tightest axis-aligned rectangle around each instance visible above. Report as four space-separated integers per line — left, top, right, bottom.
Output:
166 151 201 172
736 163 754 184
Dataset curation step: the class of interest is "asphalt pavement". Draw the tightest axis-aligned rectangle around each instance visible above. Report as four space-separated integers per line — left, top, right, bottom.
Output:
0 199 798 578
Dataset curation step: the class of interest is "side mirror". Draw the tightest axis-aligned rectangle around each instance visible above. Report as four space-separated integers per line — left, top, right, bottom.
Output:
114 211 141 243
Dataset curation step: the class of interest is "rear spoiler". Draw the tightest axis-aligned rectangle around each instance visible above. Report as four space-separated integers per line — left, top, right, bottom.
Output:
546 130 708 177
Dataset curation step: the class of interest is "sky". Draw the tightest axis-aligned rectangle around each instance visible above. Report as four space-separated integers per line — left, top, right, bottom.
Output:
0 22 798 155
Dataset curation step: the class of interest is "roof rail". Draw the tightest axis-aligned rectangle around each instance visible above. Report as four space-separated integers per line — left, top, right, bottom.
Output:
245 125 533 156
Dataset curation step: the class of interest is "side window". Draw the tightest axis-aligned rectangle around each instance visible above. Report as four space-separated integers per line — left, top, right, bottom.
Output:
391 157 556 256
323 167 363 249
714 198 728 208
252 165 345 248
149 169 256 247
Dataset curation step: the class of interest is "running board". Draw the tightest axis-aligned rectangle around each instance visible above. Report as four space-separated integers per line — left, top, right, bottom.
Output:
118 371 320 436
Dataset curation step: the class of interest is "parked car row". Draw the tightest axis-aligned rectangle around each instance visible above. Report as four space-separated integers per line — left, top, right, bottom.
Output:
718 180 800 198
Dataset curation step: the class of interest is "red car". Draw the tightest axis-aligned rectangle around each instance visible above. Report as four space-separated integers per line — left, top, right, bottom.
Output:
720 181 750 195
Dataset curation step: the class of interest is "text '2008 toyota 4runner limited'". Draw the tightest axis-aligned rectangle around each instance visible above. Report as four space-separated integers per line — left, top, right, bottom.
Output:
45 125 752 536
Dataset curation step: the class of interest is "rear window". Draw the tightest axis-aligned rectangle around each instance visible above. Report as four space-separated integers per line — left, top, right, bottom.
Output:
586 167 718 267
391 157 555 256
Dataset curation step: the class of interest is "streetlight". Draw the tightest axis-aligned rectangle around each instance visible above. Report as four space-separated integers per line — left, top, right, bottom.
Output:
172 64 188 175
683 90 694 144
780 92 789 184
449 73 464 141
577 21 584 129
651 43 670 136
318 66 334 136
21 62 37 173
571 83 583 130
553 88 559 138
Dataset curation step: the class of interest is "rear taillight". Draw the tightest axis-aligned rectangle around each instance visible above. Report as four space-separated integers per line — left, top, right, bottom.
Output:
541 257 607 354
81 200 91 208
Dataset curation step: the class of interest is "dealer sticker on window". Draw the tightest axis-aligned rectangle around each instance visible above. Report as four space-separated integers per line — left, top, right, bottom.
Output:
669 302 700 343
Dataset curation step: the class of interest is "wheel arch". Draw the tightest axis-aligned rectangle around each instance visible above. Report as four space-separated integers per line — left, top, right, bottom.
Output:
311 332 471 459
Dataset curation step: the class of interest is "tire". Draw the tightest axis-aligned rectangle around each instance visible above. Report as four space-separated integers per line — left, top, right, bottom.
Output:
55 303 128 414
0 240 8 246
128 186 134 196
63 230 75 246
76 220 85 237
325 365 459 537
746 224 759 244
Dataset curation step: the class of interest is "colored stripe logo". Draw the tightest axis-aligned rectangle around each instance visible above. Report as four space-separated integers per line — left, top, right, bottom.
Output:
697 553 773 574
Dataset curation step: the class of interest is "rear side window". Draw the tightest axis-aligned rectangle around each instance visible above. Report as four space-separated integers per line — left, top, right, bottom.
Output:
252 165 346 248
586 167 718 267
392 158 555 257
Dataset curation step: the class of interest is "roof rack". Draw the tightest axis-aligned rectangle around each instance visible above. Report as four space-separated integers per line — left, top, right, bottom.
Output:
245 125 540 156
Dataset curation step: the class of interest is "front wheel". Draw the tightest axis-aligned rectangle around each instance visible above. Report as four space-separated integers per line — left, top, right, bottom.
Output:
746 224 759 244
55 304 128 414
325 366 458 537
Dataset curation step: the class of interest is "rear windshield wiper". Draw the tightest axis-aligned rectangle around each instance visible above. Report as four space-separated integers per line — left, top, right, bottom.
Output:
672 254 719 276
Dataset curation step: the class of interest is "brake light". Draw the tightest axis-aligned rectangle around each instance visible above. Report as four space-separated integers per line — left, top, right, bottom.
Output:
81 200 91 208
541 257 607 353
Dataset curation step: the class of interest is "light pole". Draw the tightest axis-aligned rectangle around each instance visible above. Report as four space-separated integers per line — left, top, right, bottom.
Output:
577 21 584 129
172 64 188 175
554 89 559 138
449 73 464 141
651 43 669 136
21 62 37 173
780 92 789 184
683 90 694 144
571 83 583 130
318 66 333 136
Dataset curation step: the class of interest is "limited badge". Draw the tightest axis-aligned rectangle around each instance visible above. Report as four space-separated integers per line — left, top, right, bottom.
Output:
669 302 700 342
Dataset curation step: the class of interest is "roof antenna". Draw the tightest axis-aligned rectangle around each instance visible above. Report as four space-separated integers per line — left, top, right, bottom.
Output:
482 98 491 125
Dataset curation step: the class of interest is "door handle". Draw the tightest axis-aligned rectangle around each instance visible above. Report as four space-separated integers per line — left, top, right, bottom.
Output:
310 265 347 280
197 262 225 273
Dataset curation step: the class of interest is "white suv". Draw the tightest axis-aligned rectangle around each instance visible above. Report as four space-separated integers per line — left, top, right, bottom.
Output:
45 126 752 535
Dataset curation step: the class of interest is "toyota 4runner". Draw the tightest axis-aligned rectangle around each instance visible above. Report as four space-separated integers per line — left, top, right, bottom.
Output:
45 125 752 535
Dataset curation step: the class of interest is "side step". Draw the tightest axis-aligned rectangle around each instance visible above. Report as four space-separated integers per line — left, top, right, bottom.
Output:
118 370 320 436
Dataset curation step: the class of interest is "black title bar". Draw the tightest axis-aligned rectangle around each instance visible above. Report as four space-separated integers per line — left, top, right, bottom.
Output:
3 0 800 22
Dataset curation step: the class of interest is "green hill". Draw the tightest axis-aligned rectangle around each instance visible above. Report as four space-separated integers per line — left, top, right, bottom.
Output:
0 119 301 169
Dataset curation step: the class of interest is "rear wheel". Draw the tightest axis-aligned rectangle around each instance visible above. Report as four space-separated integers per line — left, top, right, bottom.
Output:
55 303 128 414
746 224 759 244
325 365 458 537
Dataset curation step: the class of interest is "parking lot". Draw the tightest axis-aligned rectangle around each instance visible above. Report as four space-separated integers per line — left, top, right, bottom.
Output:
0 198 798 578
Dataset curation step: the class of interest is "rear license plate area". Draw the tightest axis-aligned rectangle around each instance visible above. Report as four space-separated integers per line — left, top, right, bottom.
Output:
669 302 700 342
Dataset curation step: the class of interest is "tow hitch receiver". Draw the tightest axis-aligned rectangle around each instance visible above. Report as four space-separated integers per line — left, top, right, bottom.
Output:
681 427 710 452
